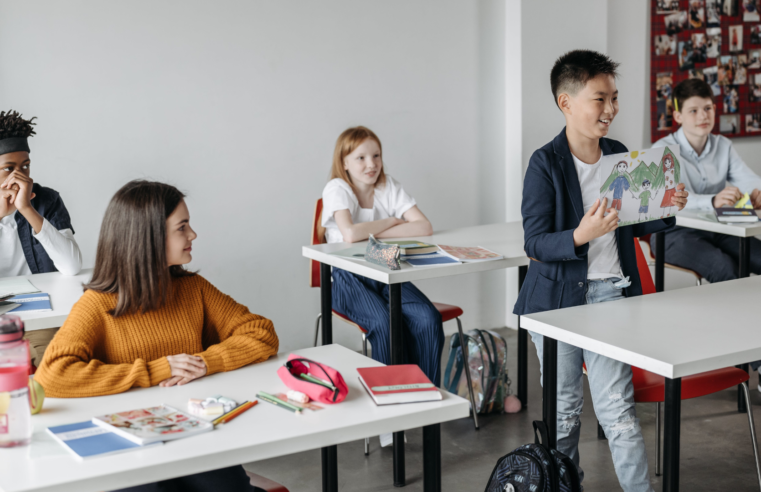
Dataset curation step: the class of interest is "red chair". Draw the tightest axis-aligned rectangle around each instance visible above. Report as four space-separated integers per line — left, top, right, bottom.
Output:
639 233 703 286
246 471 289 492
632 238 761 484
309 199 480 447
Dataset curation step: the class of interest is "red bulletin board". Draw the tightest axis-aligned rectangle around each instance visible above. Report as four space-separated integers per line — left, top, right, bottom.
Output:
651 0 761 142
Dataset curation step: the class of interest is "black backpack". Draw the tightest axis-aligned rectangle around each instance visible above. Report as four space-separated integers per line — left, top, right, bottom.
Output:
484 421 581 492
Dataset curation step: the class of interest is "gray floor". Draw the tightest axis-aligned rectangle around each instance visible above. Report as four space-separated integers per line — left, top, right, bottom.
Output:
244 329 761 491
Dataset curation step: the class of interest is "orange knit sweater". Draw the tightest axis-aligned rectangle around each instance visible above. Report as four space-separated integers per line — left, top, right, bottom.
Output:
35 274 279 398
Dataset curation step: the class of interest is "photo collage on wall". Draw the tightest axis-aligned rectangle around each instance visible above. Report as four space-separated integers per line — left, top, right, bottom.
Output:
651 0 761 141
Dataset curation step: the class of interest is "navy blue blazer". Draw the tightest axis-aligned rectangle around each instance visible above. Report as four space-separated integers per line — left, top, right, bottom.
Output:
513 128 675 316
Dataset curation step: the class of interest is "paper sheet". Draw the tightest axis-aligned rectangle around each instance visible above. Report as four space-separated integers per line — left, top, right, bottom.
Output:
0 278 41 297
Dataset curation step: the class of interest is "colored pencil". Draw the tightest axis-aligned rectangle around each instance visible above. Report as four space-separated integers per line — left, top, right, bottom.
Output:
257 392 302 414
214 400 257 426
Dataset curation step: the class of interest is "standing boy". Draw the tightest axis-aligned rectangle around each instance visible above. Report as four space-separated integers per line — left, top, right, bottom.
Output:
0 110 82 367
514 51 688 491
651 78 761 282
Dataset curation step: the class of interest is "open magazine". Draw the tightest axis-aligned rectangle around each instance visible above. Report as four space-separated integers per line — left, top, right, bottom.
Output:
92 405 213 445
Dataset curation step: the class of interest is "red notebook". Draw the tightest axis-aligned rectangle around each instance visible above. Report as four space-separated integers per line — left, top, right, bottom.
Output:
357 365 442 405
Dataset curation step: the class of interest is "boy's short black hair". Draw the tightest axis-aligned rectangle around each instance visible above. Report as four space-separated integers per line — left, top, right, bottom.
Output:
550 50 620 108
672 78 713 112
0 110 36 140
643 179 651 186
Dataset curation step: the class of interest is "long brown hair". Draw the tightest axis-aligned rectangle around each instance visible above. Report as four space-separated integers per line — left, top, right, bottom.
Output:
85 180 194 317
330 126 386 195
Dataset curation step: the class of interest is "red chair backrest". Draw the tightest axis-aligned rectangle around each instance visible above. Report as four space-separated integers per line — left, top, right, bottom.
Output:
633 237 656 296
639 233 655 261
310 199 326 288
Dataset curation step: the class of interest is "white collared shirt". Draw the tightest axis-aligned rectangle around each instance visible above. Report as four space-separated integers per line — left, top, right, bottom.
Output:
0 214 82 277
654 127 761 210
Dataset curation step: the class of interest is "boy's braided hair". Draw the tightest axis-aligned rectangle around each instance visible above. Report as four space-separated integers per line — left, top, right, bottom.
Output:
0 110 36 140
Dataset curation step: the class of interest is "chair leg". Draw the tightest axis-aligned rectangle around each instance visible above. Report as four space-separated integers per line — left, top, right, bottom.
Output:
655 401 662 477
313 313 322 347
741 382 761 491
362 333 370 456
455 317 479 430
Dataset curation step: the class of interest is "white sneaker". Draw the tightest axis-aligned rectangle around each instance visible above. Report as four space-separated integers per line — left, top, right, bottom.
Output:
379 432 407 447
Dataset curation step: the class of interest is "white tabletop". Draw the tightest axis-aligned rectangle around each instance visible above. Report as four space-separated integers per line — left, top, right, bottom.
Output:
5 270 92 332
676 209 761 237
521 276 761 379
302 222 529 284
0 344 469 492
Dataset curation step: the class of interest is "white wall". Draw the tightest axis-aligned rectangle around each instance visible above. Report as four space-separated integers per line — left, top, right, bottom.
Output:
0 0 510 353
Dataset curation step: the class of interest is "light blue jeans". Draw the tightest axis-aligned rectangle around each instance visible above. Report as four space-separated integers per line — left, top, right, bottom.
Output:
530 278 653 492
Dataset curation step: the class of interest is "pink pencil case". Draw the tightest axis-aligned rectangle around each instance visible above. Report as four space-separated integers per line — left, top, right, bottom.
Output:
277 354 348 404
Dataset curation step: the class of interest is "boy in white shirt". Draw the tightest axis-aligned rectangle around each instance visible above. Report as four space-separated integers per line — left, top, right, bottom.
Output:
0 110 82 366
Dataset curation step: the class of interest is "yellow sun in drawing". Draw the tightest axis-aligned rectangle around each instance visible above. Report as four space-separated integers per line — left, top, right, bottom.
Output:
630 151 639 159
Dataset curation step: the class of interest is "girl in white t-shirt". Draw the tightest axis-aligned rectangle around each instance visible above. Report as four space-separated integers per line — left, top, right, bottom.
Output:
322 126 444 387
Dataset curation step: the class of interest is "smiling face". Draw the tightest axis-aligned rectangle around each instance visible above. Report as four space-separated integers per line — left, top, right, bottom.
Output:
616 161 628 174
642 181 651 191
165 199 197 267
560 74 619 140
343 138 382 188
663 155 674 171
673 95 715 137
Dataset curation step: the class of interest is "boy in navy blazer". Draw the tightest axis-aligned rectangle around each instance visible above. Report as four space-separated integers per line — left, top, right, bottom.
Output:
514 51 689 492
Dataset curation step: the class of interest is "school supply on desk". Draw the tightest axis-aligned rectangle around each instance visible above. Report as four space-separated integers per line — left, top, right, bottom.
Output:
438 245 503 262
365 235 401 270
405 254 460 267
188 395 238 419
0 301 20 315
0 278 40 297
277 392 324 411
329 244 368 261
277 354 349 404
257 391 302 414
735 192 754 209
47 421 161 460
715 207 760 223
380 240 439 255
486 421 580 492
357 364 442 405
6 293 52 313
212 400 257 426
92 405 213 445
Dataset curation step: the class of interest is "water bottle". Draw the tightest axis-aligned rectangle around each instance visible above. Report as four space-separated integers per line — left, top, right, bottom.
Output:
0 315 32 448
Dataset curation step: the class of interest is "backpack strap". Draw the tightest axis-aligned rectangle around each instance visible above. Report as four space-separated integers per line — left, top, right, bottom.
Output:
533 420 551 451
443 334 466 394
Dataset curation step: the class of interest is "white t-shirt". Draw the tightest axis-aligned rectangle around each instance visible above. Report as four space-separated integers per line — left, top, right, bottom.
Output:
571 153 622 280
0 214 83 277
322 175 417 244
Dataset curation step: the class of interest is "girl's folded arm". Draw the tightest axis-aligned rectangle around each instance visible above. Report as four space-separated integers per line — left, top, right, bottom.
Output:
334 209 400 243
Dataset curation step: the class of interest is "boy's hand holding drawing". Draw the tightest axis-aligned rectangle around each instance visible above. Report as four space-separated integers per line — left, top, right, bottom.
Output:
573 198 619 247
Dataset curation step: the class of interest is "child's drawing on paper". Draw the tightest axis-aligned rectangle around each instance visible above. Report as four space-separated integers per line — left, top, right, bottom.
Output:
597 146 682 226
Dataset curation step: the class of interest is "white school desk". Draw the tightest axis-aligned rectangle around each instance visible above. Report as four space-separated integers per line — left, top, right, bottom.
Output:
652 210 761 411
302 222 529 486
0 344 469 492
521 275 761 492
2 269 92 331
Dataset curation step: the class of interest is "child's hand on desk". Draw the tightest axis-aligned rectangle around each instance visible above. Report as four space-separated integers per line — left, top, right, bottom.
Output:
671 183 689 211
713 186 742 208
160 354 208 387
573 198 618 247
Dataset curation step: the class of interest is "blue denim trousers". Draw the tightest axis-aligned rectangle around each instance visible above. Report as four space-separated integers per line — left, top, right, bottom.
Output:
530 278 653 492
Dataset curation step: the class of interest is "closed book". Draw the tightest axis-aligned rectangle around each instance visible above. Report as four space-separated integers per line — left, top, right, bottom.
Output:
7 293 51 313
0 301 21 315
715 208 759 223
92 405 213 445
357 365 442 405
381 240 439 255
438 245 503 262
405 255 460 267
47 421 161 460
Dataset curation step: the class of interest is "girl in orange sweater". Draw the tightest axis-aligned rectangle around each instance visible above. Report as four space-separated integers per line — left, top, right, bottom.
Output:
36 180 278 491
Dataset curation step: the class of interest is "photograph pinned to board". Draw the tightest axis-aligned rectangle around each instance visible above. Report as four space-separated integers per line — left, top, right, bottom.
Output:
724 85 740 113
691 33 707 62
654 34 678 55
598 147 682 226
746 113 761 132
688 0 705 28
706 0 721 26
724 0 739 16
688 68 704 81
744 0 761 21
657 99 674 130
720 114 740 135
752 25 761 44
730 25 744 52
656 73 673 101
665 11 688 34
750 73 761 102
707 28 722 57
703 66 721 95
678 40 695 70
657 0 680 14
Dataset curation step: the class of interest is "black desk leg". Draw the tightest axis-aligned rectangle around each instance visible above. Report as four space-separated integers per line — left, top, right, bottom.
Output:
320 263 332 345
518 265 528 408
389 283 406 487
423 424 441 492
738 237 751 413
663 377 681 492
319 264 337 492
655 232 665 293
542 336 558 450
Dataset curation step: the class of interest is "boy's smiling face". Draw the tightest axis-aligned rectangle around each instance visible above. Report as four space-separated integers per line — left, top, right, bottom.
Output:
673 96 715 138
559 74 619 140
616 161 627 174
